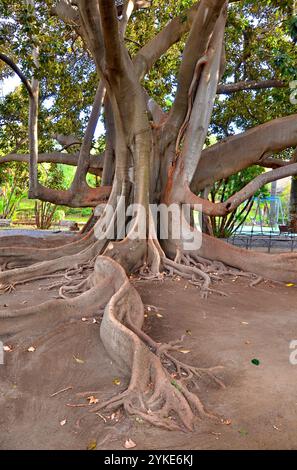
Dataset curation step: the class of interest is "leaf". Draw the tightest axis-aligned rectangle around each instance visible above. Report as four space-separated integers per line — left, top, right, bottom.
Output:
179 349 190 354
124 438 136 449
113 377 121 386
251 358 260 366
27 346 36 352
221 418 232 425
3 345 12 352
171 379 182 392
241 321 249 325
73 355 84 364
156 313 163 318
87 395 99 404
135 416 144 424
87 440 97 450
186 329 192 336
286 283 295 287
60 419 67 426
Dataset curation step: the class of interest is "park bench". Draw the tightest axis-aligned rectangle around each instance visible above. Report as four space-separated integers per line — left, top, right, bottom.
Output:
0 219 11 227
279 225 291 235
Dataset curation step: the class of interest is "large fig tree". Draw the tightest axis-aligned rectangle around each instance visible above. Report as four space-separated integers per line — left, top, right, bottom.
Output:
0 0 297 430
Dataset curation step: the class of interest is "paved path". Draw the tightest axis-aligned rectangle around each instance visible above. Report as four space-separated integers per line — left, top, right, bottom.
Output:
0 229 74 238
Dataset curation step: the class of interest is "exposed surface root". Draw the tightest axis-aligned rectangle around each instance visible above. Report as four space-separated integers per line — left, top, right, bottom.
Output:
95 257 219 430
141 249 260 298
0 254 220 431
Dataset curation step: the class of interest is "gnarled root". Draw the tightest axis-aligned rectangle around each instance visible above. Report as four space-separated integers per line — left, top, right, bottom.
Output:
95 257 216 431
197 233 297 283
0 238 106 289
0 230 95 268
0 253 221 431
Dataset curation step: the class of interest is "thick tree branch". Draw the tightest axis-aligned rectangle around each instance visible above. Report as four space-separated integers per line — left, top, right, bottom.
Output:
133 3 199 81
51 0 80 26
33 183 111 208
256 157 291 169
133 0 239 82
217 79 286 95
78 0 105 71
71 82 105 189
98 0 123 75
165 0 226 135
191 114 297 193
0 152 104 174
176 7 227 184
0 53 33 97
184 163 297 216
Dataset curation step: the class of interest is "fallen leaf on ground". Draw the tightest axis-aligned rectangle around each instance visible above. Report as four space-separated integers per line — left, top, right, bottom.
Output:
179 349 190 354
87 440 97 450
3 345 12 352
60 419 67 426
245 340 251 345
156 313 163 318
96 412 107 423
186 330 192 335
286 283 295 287
273 425 280 431
221 418 232 425
81 317 87 322
73 355 84 364
87 395 99 404
113 377 121 386
135 417 144 424
27 346 36 352
241 321 249 325
251 358 260 366
124 439 136 449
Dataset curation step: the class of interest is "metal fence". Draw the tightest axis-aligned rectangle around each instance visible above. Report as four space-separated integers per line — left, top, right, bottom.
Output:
226 230 297 253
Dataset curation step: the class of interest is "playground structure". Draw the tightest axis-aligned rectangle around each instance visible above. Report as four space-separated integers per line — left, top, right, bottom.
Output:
228 196 297 253
238 195 287 235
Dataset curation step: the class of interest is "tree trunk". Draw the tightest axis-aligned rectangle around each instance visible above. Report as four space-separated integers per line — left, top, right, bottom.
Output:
1 0 297 432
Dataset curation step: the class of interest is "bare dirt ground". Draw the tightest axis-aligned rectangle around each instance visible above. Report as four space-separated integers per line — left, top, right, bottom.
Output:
0 272 297 450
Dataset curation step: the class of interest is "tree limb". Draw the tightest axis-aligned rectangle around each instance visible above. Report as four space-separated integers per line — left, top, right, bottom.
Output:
33 182 111 207
0 152 104 174
184 163 297 216
0 52 33 97
71 81 105 188
191 114 297 193
165 0 226 136
133 3 199 81
217 79 286 95
176 7 227 184
98 0 123 75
